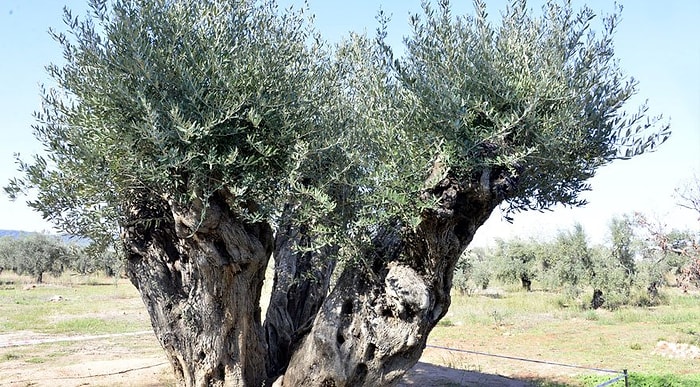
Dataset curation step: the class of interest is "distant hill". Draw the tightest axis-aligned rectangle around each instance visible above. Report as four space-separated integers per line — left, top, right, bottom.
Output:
0 229 35 238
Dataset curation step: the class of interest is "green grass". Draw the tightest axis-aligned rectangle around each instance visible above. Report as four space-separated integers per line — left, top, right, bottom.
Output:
2 272 699 386
428 285 700 385
578 373 700 387
0 272 150 335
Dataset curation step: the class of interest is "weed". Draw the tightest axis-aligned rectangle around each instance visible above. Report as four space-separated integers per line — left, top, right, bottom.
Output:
630 343 642 350
678 327 700 346
2 353 20 361
555 297 570 309
584 310 598 321
489 310 506 326
438 318 455 327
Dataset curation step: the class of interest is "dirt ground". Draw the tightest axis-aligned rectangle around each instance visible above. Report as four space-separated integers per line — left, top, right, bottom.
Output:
0 331 535 387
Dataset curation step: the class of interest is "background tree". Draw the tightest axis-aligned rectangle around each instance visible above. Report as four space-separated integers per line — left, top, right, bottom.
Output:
672 174 700 291
69 243 122 277
0 236 19 275
585 215 638 309
608 215 637 278
6 0 669 386
634 213 699 294
454 247 493 293
9 234 70 283
493 238 539 291
551 224 594 294
675 173 700 218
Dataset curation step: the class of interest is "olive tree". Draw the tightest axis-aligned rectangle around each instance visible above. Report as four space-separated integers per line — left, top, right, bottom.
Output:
6 0 669 385
0 236 19 275
585 216 638 309
493 238 539 291
634 213 699 294
454 247 493 293
5 234 70 283
551 224 594 289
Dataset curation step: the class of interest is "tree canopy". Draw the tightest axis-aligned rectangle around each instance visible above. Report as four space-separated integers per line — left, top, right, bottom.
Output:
0 234 70 283
4 0 672 385
6 0 668 250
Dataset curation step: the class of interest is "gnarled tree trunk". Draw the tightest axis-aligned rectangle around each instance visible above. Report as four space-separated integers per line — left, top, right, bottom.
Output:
122 168 509 387
280 176 504 386
263 209 336 378
123 191 273 387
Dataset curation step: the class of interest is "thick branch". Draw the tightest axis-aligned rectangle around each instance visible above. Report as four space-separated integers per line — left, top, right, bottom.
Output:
264 210 337 378
123 191 273 387
280 175 501 386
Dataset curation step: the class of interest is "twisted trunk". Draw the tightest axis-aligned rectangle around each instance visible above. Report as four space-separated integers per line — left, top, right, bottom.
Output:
264 211 336 377
123 191 273 387
122 167 509 387
280 176 502 386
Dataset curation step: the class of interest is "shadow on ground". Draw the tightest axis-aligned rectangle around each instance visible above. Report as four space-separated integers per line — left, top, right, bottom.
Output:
400 362 571 387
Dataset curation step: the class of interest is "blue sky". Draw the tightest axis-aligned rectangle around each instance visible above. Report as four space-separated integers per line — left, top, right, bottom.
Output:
1 1 698 245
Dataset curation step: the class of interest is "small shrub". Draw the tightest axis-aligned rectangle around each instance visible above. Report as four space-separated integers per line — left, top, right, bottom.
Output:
2 353 20 361
629 286 668 307
438 318 455 327
489 310 507 326
584 310 599 321
555 296 570 309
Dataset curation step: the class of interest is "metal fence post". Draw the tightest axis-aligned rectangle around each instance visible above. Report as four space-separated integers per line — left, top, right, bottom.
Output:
624 369 629 387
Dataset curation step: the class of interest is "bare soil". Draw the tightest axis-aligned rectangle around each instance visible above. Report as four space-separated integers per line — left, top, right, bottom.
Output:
0 331 534 386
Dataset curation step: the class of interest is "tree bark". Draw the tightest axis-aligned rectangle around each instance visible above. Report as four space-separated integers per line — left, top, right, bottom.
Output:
280 176 503 386
264 210 336 379
123 190 273 387
121 166 511 387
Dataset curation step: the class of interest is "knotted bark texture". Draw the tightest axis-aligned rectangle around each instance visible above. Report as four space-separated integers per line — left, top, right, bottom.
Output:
123 190 273 387
280 175 505 386
264 209 337 377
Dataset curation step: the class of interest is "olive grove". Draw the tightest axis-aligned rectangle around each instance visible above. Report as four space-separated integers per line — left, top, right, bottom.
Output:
6 0 669 385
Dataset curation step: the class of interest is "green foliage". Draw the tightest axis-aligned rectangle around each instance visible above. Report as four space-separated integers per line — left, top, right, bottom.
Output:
633 214 699 294
493 238 539 290
590 249 633 310
400 0 669 214
482 216 697 310
454 247 493 293
585 217 643 309
552 224 594 289
7 0 354 249
578 372 700 387
0 234 71 283
5 0 669 263
0 234 106 282
608 215 637 277
0 237 19 271
470 253 493 291
510 215 699 309
69 244 122 277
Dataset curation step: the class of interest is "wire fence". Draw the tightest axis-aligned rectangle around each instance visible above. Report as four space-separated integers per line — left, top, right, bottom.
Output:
426 344 629 387
2 331 628 386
